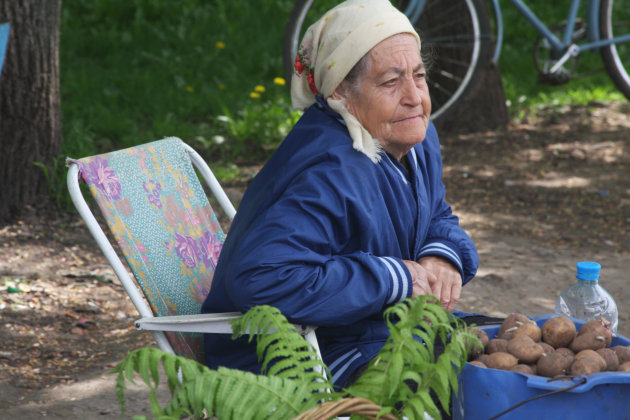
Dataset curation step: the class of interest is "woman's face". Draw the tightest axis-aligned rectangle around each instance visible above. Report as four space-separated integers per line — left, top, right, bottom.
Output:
334 34 431 160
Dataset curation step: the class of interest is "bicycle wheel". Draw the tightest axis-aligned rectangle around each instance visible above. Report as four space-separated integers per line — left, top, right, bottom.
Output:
282 0 491 123
599 0 630 100
282 0 339 86
408 0 491 122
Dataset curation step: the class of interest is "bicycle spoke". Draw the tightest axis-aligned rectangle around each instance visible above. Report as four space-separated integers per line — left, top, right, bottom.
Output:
429 81 459 101
435 56 478 70
435 69 464 83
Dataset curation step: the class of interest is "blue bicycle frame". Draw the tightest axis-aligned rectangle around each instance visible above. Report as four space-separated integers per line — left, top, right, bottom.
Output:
494 0 630 63
401 0 630 65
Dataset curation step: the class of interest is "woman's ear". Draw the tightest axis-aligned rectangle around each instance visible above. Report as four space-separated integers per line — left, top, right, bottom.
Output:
331 85 347 101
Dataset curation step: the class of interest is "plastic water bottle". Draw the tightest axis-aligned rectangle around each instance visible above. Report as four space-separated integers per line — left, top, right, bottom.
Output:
555 261 618 333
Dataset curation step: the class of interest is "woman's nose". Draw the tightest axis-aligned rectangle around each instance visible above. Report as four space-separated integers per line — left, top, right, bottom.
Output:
401 77 422 106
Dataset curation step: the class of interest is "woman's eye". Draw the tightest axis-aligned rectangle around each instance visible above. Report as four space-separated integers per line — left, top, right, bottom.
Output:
383 79 397 86
415 72 426 80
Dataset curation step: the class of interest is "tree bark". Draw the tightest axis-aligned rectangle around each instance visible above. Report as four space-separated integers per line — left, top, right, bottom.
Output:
0 0 62 222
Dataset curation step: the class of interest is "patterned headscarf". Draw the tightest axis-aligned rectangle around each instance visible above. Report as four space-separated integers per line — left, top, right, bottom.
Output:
290 0 421 162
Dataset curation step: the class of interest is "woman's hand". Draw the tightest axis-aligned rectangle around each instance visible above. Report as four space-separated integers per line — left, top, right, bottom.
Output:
418 256 462 311
403 260 436 298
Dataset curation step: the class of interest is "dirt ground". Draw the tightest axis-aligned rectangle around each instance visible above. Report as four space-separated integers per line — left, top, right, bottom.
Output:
1 101 629 419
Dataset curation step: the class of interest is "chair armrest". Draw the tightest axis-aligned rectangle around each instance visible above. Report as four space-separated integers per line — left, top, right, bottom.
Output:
135 312 242 334
137 313 324 377
135 312 317 336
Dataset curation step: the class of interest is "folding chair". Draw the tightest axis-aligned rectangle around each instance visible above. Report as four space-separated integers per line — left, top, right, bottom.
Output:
66 137 321 364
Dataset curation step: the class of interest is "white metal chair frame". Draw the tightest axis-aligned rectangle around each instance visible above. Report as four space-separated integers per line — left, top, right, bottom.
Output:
66 142 323 365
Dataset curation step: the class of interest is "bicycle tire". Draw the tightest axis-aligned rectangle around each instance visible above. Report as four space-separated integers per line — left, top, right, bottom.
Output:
599 0 630 100
282 0 492 124
283 0 315 87
410 0 491 122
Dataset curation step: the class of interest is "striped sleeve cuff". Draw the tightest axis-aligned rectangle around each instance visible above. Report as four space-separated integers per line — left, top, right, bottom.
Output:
417 240 464 277
378 256 412 304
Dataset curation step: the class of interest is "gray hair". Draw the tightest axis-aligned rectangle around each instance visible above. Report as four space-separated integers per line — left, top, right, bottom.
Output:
339 53 372 95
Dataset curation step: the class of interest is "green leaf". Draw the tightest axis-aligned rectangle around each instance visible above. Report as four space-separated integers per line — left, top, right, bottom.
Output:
417 391 441 419
138 348 154 388
402 397 424 420
148 390 165 417
387 352 404 397
401 370 422 385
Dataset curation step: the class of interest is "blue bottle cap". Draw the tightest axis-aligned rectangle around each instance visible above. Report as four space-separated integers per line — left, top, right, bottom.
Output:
576 261 601 281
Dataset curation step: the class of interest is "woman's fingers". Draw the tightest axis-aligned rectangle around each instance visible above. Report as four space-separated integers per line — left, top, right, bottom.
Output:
419 256 463 310
403 260 433 297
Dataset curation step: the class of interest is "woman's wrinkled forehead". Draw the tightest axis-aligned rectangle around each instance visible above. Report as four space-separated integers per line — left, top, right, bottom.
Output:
369 33 422 67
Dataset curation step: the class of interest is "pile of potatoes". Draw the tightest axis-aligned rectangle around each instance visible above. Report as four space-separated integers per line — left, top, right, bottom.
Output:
468 313 630 377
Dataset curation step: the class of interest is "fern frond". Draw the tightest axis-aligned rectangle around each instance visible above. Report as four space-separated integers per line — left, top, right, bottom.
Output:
162 366 325 419
231 305 334 393
112 347 211 417
113 302 478 419
114 346 331 420
346 296 478 419
114 305 343 419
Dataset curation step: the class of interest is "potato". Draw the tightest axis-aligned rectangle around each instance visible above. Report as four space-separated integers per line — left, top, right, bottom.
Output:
472 327 490 348
578 319 613 347
570 357 602 376
618 362 630 372
510 364 535 375
555 347 575 358
539 342 555 355
512 322 542 342
575 350 606 371
466 327 489 360
499 313 533 340
475 354 490 366
536 352 573 377
541 316 576 348
486 338 509 354
596 348 620 371
570 331 607 353
612 346 630 364
469 360 487 368
507 335 544 364
486 352 518 370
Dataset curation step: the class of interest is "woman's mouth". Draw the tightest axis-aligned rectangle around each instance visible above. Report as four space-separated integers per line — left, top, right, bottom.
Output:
394 114 422 123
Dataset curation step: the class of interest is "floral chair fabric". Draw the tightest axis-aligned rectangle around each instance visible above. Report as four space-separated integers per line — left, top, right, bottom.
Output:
71 137 225 362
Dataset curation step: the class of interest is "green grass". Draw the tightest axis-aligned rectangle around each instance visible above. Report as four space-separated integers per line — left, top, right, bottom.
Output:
60 0 295 160
53 0 626 210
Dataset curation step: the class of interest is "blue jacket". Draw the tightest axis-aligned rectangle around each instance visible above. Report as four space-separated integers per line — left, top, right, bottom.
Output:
202 99 478 386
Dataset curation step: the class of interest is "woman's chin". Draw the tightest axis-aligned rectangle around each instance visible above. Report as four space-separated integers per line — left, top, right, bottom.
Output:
391 120 427 143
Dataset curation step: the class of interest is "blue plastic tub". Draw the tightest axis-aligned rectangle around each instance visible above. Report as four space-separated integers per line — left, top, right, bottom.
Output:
452 315 630 420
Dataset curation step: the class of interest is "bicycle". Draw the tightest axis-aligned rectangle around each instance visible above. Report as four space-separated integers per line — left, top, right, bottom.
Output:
283 0 630 124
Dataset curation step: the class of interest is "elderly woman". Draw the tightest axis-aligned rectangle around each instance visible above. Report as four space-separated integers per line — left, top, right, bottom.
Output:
202 0 478 388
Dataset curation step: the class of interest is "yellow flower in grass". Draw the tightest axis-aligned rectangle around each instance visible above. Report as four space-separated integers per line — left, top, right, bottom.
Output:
254 85 265 93
273 77 286 86
216 41 226 49
185 86 194 93
218 83 227 90
250 92 261 99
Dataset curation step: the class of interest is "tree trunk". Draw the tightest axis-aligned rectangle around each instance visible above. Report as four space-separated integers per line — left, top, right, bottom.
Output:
0 0 62 222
